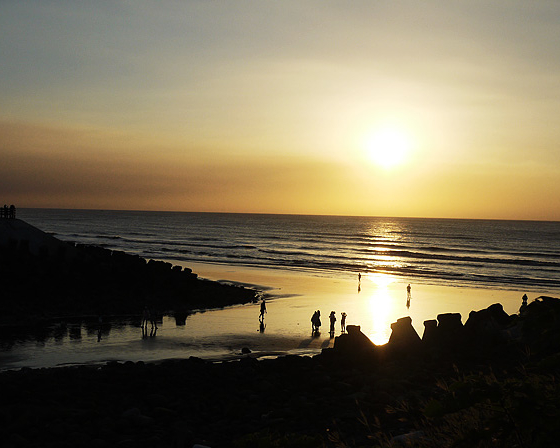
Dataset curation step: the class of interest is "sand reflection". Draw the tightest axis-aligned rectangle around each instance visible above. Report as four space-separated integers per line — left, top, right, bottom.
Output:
366 274 395 345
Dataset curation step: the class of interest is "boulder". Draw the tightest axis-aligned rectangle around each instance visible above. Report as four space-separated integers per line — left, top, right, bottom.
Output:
333 325 375 355
388 316 421 352
436 313 463 343
464 303 512 345
422 319 438 346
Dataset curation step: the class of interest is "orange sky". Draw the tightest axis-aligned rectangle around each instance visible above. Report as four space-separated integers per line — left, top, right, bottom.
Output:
2 1 560 220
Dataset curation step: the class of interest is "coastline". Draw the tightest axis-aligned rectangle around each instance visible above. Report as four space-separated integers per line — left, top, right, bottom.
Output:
3 219 560 445
174 260 534 345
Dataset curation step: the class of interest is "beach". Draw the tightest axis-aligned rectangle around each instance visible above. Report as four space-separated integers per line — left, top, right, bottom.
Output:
2 217 560 446
0 256 532 371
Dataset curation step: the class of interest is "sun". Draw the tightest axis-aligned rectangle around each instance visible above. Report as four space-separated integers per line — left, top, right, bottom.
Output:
366 127 412 169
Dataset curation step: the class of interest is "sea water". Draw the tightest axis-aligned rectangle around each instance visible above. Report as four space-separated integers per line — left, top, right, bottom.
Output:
17 209 560 292
1 209 559 370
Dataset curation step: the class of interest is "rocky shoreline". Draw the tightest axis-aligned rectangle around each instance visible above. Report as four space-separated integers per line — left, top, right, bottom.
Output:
0 219 259 328
2 296 560 447
2 219 560 446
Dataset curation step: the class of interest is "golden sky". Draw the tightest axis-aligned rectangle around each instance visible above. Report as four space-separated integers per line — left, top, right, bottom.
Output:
1 1 560 220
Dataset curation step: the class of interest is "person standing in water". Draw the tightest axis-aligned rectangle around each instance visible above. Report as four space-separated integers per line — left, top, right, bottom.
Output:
329 311 337 337
406 284 412 308
259 299 267 321
311 310 321 334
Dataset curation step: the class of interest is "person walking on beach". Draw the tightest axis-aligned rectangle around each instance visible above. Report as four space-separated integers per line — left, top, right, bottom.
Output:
259 299 267 321
341 312 347 333
329 311 336 337
406 284 412 308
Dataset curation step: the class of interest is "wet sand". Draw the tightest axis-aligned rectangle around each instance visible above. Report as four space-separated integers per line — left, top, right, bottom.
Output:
0 259 541 371
183 261 532 344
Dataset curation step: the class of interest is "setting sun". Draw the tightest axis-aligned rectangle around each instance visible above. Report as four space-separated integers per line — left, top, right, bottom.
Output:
366 127 412 169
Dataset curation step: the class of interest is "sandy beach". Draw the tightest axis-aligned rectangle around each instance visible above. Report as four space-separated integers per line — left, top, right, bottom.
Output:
0 253 537 371
183 260 532 344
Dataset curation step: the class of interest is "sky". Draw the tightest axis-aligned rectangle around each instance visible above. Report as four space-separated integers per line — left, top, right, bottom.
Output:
1 1 560 220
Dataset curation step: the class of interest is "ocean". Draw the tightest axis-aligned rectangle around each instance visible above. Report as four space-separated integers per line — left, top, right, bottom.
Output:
18 208 560 293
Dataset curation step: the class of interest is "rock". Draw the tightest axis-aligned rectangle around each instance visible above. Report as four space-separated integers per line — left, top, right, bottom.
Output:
332 325 375 356
241 347 251 354
464 303 512 345
122 407 141 419
436 313 463 346
388 317 421 352
422 319 438 345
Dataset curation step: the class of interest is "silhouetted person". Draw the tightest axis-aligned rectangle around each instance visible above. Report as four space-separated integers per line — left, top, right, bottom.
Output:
141 306 150 331
341 312 347 333
520 294 528 313
311 310 321 335
259 299 267 322
358 273 361 282
329 311 336 337
406 284 412 308
9 204 15 219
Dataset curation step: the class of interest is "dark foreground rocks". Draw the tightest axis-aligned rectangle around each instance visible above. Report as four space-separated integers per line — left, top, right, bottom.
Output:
0 219 258 326
2 297 560 448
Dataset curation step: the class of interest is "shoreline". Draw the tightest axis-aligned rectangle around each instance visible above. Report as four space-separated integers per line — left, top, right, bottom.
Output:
2 296 560 447
171 259 536 344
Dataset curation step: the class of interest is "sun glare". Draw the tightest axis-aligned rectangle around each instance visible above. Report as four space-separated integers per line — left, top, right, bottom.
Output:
366 127 412 169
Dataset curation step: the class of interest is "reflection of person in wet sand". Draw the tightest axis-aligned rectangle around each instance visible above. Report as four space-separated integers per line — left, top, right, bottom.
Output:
259 299 267 322
97 314 103 342
311 310 321 335
329 311 336 337
341 312 347 333
259 320 266 333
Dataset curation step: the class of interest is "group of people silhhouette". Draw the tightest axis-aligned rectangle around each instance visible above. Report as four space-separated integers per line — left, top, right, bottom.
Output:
311 310 347 337
1 204 16 219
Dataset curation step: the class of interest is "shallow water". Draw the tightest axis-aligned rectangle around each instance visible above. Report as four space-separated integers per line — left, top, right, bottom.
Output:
0 263 534 371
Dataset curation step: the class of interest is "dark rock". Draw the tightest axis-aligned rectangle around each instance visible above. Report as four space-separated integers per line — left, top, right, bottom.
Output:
333 325 375 356
436 312 463 346
388 317 421 352
464 303 512 345
422 319 438 345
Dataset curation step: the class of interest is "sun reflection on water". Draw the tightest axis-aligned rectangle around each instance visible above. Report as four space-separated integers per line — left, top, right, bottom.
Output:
367 274 395 345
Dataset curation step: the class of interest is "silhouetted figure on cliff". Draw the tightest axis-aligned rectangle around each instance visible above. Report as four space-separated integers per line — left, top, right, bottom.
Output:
329 311 337 337
341 312 347 333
